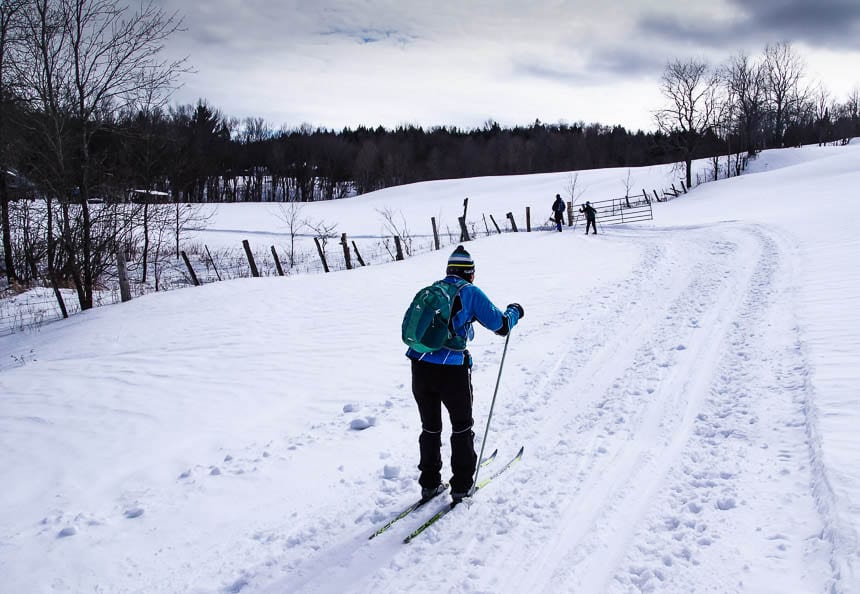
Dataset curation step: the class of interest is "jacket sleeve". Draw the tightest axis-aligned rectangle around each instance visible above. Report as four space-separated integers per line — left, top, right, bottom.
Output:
461 285 508 334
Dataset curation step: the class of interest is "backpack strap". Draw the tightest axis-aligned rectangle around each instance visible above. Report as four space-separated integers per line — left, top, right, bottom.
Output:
433 278 469 350
446 279 469 339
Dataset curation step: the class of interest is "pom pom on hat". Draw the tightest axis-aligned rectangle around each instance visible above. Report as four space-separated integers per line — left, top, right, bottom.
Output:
446 245 475 277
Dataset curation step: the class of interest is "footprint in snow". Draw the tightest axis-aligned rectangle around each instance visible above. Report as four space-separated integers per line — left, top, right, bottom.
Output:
350 417 377 431
124 507 145 519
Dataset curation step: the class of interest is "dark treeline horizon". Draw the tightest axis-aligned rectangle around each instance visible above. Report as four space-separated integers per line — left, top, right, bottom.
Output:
10 97 855 206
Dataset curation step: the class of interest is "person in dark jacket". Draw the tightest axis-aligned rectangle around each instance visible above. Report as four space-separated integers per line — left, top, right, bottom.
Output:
551 194 566 232
406 245 523 502
579 201 597 234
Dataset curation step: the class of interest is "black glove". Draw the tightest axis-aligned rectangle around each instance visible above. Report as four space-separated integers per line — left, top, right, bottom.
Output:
507 303 524 319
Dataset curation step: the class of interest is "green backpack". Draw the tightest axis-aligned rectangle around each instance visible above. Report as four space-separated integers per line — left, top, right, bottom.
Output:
402 280 468 353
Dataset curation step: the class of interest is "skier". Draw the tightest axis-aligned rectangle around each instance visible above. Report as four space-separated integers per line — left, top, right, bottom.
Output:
551 193 566 232
406 245 523 502
579 201 597 235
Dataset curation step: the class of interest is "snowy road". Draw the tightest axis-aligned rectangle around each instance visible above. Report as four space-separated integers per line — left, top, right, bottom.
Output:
256 223 833 594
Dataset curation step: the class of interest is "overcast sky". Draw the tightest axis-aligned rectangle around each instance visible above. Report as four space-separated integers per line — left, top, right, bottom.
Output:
151 0 860 132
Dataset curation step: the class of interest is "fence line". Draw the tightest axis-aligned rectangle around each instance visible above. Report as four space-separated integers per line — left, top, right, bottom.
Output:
0 188 671 336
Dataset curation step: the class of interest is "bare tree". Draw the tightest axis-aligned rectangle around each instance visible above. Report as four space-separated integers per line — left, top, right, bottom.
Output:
17 0 185 309
763 42 806 147
813 84 832 145
0 0 26 284
656 58 720 189
377 206 413 256
621 169 633 206
308 219 337 252
238 116 271 201
277 201 307 268
565 171 586 205
846 87 860 120
723 51 767 156
845 87 860 121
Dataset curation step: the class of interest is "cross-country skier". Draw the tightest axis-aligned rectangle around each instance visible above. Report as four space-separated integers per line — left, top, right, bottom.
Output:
580 201 597 234
552 194 566 232
406 245 523 502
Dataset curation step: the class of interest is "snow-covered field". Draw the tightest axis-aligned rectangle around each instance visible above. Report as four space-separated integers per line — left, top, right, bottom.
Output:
1 141 858 594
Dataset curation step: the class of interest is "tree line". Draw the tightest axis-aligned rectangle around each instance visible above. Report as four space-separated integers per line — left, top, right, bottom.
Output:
656 42 859 188
0 0 858 309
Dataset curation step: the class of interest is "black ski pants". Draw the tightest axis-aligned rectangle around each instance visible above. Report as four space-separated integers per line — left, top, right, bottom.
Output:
411 358 477 494
585 217 597 234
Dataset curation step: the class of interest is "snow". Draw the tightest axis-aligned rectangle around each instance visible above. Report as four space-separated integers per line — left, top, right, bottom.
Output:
2 140 860 594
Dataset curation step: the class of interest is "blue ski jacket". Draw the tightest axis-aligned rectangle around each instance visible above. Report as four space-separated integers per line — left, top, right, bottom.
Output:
405 276 519 366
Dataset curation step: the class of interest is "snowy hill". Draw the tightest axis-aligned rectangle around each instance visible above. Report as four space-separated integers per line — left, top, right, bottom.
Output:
1 141 859 594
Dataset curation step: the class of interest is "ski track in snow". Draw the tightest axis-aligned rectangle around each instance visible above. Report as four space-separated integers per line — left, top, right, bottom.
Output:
235 223 836 594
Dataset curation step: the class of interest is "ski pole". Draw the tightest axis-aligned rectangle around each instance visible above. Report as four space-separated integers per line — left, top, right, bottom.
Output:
470 329 512 496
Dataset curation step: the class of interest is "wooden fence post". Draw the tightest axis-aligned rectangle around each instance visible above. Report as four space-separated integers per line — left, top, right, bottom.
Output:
49 272 69 319
242 239 260 277
271 246 285 276
653 189 661 203
526 207 531 232
181 251 200 286
489 214 502 234
205 245 222 281
680 180 688 193
460 198 469 241
482 214 490 235
393 236 404 261
314 237 330 272
431 217 440 250
116 249 132 302
351 241 366 266
506 212 518 232
340 233 352 270
642 189 650 205
567 202 573 226
458 216 470 242
671 183 679 197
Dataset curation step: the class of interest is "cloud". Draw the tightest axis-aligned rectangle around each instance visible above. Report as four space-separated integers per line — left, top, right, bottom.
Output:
638 0 860 51
319 27 418 46
146 0 860 131
586 47 669 78
513 61 593 85
513 45 666 86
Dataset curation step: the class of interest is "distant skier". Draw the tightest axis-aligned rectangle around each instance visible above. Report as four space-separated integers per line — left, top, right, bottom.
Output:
551 194 566 232
404 245 523 503
579 201 597 235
